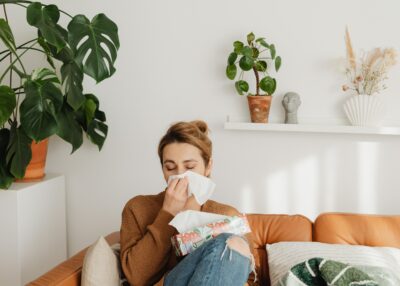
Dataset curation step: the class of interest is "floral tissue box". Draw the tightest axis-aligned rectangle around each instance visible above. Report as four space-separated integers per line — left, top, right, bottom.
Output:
171 214 251 256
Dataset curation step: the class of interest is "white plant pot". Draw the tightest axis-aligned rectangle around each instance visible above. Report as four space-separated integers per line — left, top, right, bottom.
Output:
343 94 385 127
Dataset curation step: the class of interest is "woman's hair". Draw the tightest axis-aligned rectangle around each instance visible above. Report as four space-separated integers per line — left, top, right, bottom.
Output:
158 120 212 167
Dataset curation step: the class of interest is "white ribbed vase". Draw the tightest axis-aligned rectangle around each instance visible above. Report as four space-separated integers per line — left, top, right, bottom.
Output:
343 94 385 127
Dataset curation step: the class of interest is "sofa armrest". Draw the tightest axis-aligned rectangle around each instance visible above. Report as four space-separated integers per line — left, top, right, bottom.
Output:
26 232 120 286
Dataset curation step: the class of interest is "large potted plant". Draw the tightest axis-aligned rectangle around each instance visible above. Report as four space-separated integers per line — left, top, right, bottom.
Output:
225 32 281 123
0 0 120 189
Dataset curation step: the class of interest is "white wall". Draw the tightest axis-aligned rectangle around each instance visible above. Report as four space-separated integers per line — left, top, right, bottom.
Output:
6 0 400 256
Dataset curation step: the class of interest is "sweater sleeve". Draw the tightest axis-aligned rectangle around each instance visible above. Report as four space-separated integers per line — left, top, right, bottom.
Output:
120 202 176 286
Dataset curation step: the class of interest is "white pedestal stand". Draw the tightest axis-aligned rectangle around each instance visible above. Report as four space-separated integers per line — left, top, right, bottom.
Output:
0 174 67 286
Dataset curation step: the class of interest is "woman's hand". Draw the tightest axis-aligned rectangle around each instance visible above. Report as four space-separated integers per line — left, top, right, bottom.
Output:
162 177 189 216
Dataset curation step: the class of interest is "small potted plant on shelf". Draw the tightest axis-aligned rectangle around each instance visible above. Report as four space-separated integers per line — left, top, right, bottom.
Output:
225 32 281 123
0 0 120 189
342 27 396 127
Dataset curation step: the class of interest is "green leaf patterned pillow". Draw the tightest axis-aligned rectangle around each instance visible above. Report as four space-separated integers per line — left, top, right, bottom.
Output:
278 257 399 286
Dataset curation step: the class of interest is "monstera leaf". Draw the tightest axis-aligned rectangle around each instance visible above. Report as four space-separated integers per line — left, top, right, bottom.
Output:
87 119 107 151
0 18 16 52
68 14 120 83
76 94 108 150
26 2 67 51
6 124 32 179
0 86 16 126
37 36 56 69
38 40 85 110
43 39 74 63
56 101 83 153
85 94 107 150
20 68 63 142
61 60 84 110
0 128 13 189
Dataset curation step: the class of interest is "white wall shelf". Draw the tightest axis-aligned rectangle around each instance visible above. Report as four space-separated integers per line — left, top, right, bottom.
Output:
224 116 400 136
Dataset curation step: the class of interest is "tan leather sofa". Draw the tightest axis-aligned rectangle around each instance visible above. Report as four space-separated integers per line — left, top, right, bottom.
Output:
27 213 400 286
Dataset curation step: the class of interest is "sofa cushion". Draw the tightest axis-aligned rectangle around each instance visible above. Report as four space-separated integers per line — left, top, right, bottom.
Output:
314 213 400 247
81 236 119 286
266 241 400 286
27 232 120 286
247 214 312 286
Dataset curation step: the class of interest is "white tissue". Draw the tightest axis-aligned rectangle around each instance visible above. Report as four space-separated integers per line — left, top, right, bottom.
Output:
167 170 216 205
169 210 228 233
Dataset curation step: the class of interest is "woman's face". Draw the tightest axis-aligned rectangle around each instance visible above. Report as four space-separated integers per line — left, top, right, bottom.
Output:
162 142 212 182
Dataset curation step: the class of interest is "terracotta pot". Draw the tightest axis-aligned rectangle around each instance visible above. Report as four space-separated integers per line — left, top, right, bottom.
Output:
247 95 272 123
17 139 49 182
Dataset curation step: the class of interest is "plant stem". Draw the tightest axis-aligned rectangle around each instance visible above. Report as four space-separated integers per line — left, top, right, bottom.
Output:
0 39 37 57
253 67 260 96
15 78 22 120
5 0 32 4
0 42 40 63
0 41 36 84
3 4 16 120
3 5 10 79
1 5 28 79
0 47 48 63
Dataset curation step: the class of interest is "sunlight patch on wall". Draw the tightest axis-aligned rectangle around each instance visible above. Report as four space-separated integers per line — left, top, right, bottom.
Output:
240 185 255 213
357 141 378 213
292 155 319 219
265 170 289 213
321 148 338 210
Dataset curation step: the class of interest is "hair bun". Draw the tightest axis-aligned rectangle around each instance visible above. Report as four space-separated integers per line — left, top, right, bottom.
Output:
158 120 212 167
190 120 209 135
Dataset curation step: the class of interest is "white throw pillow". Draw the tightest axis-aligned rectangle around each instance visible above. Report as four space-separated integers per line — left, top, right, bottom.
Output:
81 236 120 286
266 241 400 286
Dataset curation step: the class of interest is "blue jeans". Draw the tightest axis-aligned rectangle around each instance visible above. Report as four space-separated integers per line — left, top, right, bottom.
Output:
164 233 252 286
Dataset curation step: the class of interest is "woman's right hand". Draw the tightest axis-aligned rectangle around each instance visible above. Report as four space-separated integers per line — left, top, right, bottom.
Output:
162 177 189 216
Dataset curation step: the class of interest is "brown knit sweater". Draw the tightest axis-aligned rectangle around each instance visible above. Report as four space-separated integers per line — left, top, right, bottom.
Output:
120 190 256 286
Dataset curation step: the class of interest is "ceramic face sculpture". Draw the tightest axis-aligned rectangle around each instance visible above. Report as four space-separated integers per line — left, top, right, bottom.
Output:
282 92 301 124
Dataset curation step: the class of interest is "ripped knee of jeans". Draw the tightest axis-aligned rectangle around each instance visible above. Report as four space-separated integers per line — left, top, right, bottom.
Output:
219 235 257 283
227 236 251 257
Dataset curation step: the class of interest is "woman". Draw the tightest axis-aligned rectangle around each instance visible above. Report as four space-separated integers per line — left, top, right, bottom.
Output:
120 120 256 286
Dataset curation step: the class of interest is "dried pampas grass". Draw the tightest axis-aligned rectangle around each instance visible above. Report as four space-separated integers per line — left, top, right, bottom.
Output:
365 48 382 70
345 27 356 72
343 28 397 95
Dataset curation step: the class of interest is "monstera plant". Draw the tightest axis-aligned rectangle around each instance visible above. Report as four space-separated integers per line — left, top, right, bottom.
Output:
0 0 120 189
